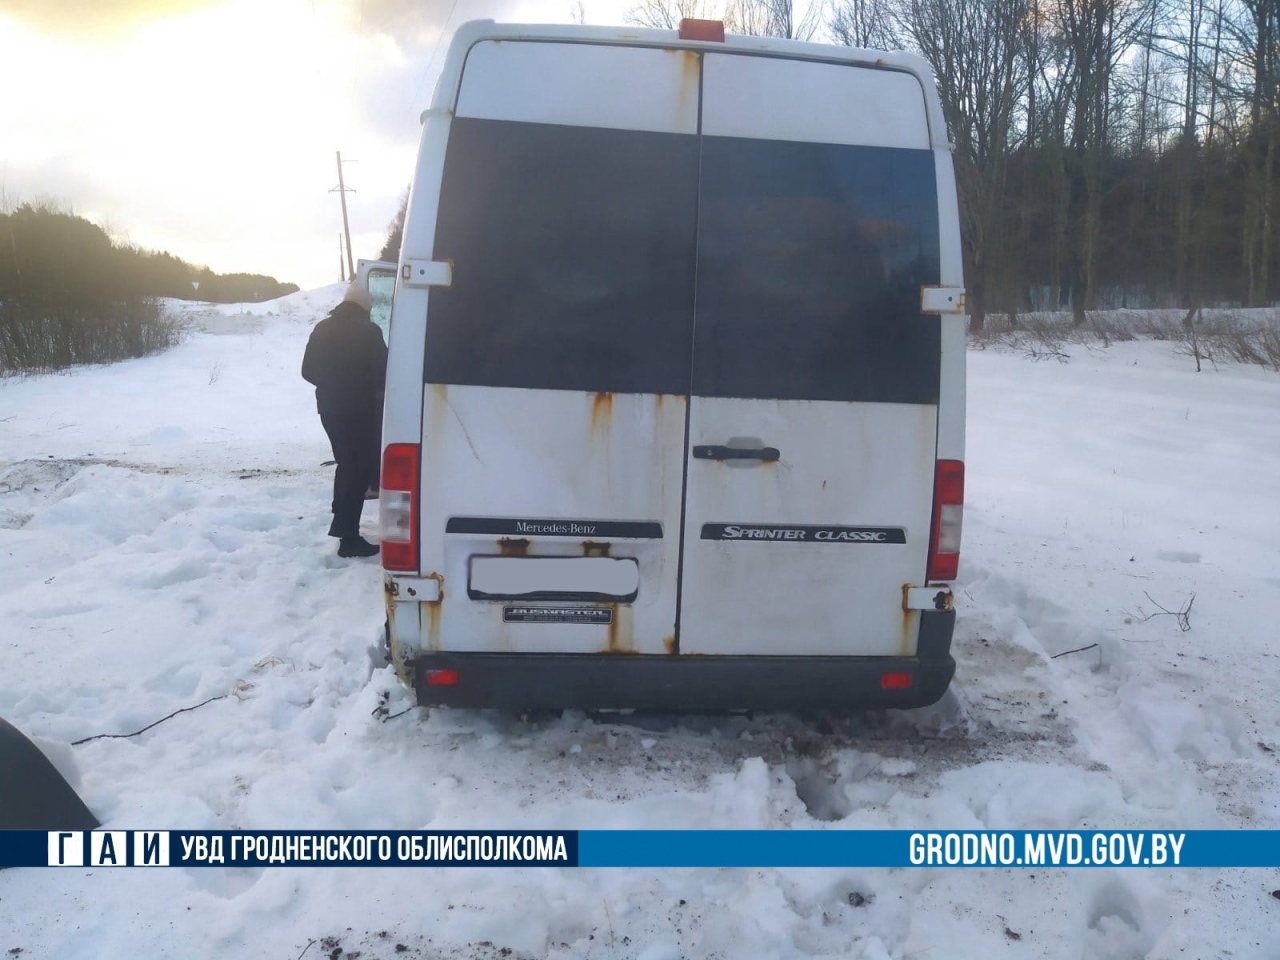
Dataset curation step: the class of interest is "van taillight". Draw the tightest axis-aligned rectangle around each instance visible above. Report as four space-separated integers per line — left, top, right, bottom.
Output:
927 460 964 581
678 18 725 41
380 443 419 571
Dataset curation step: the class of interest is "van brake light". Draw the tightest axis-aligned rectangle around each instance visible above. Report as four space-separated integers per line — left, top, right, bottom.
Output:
679 18 725 41
926 460 964 581
380 443 420 571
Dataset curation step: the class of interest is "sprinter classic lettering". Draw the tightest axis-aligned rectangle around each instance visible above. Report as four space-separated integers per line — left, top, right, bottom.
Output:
703 525 906 543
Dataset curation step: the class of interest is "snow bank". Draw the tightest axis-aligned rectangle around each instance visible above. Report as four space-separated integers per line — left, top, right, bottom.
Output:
0 296 1277 959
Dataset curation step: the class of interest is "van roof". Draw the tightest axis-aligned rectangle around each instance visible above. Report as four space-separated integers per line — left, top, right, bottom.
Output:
427 20 952 151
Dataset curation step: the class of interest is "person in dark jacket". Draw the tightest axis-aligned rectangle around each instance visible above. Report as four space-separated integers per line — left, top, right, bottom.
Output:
302 282 388 558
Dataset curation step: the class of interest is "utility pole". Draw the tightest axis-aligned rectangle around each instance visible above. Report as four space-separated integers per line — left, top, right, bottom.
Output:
330 151 356 280
338 233 346 282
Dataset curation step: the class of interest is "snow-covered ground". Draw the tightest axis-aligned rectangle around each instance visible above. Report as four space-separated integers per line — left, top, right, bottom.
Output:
1 289 1278 959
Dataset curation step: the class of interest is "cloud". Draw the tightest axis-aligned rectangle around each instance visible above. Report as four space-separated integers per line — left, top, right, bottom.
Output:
0 0 223 38
346 0 458 45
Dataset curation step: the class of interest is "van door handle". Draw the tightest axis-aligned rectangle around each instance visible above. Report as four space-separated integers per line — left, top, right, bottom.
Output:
692 445 780 462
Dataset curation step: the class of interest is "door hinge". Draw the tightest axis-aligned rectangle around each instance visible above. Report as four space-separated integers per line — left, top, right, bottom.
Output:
920 286 965 314
402 260 453 288
904 585 954 611
386 575 442 602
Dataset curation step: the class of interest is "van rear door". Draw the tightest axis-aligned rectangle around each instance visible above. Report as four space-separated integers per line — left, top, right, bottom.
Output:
677 55 942 657
418 41 700 655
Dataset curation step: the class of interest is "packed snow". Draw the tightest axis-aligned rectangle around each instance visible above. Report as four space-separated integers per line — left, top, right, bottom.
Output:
1 288 1277 959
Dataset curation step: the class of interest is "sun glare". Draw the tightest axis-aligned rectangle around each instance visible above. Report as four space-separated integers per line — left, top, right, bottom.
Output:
0 0 426 287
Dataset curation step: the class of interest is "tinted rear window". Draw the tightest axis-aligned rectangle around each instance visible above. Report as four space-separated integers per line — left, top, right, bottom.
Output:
425 117 699 395
692 137 941 404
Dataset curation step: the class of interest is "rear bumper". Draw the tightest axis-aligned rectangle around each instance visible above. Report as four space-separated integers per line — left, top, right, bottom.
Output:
412 612 956 711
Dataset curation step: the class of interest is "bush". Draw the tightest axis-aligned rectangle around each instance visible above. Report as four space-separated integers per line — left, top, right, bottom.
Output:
1172 312 1280 371
0 204 184 372
968 308 1280 371
0 296 182 373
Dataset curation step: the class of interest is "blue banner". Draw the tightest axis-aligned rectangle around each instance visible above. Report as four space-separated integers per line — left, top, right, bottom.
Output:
580 830 1280 867
5 829 1280 868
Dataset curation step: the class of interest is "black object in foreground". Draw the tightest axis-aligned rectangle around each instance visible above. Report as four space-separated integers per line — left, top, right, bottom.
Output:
0 718 98 832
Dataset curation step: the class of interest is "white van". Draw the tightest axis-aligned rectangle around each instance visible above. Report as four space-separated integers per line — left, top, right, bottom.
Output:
377 19 967 710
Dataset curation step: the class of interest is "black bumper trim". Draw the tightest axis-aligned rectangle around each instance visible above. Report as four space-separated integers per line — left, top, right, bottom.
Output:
412 612 956 710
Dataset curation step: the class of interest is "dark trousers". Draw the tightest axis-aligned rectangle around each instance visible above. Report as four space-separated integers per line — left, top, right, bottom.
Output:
320 405 380 540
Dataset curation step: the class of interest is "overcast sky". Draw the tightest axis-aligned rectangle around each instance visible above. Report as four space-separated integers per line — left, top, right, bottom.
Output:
0 0 627 290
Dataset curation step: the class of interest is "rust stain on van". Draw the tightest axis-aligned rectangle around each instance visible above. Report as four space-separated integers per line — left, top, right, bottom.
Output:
603 603 634 653
900 611 919 656
498 537 531 556
664 49 701 120
590 391 613 435
930 589 955 611
679 49 700 94
662 633 676 655
582 540 611 557
383 578 398 644
899 584 918 656
426 382 449 458
493 611 513 653
653 393 685 423
423 571 444 652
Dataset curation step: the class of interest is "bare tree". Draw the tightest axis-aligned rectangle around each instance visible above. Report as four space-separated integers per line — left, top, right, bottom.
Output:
896 0 1031 328
1229 0 1279 305
1042 0 1159 321
828 0 899 48
625 0 728 28
726 0 823 38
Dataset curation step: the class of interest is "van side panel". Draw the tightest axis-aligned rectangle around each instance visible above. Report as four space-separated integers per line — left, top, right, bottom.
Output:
412 41 700 657
680 400 938 657
678 54 942 658
418 387 686 654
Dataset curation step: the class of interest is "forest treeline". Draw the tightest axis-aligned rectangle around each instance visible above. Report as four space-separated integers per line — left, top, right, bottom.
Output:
0 203 299 371
626 0 1280 327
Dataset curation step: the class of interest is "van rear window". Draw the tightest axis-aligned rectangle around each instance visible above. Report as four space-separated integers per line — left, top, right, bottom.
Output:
692 137 941 404
426 117 941 405
425 117 699 396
